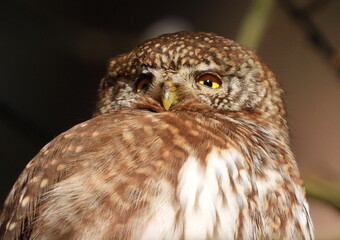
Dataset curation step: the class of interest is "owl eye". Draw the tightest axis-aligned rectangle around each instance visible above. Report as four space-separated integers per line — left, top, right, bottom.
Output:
136 74 152 93
196 74 222 89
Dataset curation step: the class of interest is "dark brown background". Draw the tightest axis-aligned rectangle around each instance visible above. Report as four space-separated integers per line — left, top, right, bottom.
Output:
1 0 339 238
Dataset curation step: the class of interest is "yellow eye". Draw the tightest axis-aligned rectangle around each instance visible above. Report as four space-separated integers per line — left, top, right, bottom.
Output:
136 76 152 93
196 74 222 89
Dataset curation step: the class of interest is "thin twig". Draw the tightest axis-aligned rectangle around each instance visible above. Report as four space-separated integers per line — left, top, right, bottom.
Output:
304 175 340 211
236 0 275 49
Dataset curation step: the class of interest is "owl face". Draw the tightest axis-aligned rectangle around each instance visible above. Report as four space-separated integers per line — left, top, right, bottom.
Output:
95 32 282 119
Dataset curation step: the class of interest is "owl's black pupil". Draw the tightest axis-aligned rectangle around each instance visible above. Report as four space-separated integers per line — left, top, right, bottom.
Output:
204 79 213 87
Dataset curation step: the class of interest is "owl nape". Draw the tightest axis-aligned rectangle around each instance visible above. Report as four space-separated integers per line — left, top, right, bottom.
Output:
0 32 314 240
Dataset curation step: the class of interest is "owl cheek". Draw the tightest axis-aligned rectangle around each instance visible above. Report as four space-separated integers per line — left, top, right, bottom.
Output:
192 94 213 108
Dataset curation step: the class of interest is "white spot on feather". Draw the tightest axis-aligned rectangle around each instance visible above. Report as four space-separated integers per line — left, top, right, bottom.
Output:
64 133 73 138
21 196 30 207
92 131 99 137
9 222 17 230
57 164 66 171
40 178 49 188
75 145 84 153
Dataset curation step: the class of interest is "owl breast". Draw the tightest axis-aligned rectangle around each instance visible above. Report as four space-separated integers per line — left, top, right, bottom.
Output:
139 148 247 240
138 145 311 240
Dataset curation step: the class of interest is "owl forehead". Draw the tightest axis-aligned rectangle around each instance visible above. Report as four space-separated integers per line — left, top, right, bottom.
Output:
135 32 236 68
108 32 256 77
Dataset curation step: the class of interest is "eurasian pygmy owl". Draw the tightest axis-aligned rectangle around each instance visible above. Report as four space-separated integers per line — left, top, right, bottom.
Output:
0 32 314 239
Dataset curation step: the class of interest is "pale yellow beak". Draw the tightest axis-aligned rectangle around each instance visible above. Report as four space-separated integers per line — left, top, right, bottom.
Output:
161 80 177 111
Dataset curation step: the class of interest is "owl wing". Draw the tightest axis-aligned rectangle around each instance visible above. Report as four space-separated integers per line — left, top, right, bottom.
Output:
0 119 94 239
0 110 131 239
1 109 193 239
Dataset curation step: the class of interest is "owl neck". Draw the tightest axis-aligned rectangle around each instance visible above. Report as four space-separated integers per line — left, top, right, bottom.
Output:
229 110 290 146
219 110 298 174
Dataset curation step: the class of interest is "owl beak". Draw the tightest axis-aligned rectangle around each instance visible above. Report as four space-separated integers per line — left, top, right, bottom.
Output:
161 80 177 111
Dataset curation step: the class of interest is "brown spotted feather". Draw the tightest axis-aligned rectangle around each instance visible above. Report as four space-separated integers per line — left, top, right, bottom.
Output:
1 32 313 240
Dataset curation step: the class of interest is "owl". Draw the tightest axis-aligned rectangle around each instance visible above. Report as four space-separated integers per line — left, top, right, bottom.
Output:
0 32 314 239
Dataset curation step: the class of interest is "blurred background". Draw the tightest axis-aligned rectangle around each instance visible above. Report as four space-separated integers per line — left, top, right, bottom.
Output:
1 0 339 238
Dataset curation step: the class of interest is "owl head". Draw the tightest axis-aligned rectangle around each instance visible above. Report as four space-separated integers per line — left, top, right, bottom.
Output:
94 32 284 123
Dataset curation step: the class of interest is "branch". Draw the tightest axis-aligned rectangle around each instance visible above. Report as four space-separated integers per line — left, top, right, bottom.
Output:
236 0 275 49
304 175 340 211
